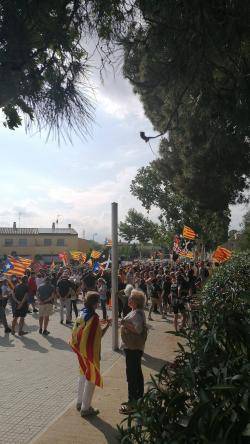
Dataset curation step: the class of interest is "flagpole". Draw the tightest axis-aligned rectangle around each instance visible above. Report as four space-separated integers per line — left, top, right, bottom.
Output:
111 202 119 350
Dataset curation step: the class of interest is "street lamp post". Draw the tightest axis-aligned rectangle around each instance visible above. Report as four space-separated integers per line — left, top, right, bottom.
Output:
111 202 119 350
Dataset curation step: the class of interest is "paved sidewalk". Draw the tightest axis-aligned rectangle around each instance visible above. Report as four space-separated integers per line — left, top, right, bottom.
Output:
0 303 118 444
33 316 179 444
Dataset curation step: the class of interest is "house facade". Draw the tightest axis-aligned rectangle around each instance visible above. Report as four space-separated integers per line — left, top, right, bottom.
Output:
0 222 89 261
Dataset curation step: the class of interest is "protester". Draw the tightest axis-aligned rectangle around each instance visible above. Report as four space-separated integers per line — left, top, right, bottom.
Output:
11 275 29 336
37 276 54 335
170 273 187 332
69 277 78 320
120 290 147 414
97 277 108 320
147 273 162 320
70 291 111 417
0 278 11 333
27 271 38 313
57 272 72 324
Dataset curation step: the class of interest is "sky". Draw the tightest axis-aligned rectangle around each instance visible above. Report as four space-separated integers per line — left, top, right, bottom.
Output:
0 60 247 242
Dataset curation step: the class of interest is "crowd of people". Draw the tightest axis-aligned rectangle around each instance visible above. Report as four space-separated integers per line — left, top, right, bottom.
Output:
0 259 211 416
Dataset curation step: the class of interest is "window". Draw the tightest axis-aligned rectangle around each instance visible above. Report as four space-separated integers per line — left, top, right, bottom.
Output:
44 238 52 246
56 239 65 246
19 239 28 247
4 239 13 247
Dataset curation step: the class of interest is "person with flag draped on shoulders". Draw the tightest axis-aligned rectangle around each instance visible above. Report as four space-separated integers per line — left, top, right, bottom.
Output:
70 291 111 417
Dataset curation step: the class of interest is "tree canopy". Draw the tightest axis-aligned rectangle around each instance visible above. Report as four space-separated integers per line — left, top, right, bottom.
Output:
119 208 158 244
0 0 131 138
122 0 250 240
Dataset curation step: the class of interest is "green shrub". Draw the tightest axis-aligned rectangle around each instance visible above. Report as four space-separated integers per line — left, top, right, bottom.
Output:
119 252 250 443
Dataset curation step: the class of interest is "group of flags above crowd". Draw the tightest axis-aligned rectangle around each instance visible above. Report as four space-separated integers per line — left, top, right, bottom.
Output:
0 240 113 278
173 225 232 263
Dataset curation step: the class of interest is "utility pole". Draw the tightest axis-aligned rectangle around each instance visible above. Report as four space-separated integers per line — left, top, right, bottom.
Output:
111 202 119 350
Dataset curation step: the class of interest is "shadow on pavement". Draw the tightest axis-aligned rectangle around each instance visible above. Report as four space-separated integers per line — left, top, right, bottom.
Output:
16 336 48 353
142 352 170 373
0 333 15 347
85 415 119 444
44 335 71 351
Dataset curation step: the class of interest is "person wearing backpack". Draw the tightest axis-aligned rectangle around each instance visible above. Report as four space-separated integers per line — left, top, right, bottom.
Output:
119 290 147 415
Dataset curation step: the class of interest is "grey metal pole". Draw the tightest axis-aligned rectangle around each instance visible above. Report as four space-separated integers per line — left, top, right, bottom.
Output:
111 202 119 350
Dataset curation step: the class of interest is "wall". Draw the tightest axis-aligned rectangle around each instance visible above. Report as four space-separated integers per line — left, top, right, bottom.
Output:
0 234 79 257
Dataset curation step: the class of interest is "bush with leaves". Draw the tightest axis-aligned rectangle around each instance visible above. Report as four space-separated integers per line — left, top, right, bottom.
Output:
119 252 250 443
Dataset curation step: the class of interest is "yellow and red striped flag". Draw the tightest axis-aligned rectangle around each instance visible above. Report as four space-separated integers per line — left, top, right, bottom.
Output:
91 250 102 260
212 246 232 263
4 256 30 277
70 313 103 388
70 251 86 262
183 225 197 240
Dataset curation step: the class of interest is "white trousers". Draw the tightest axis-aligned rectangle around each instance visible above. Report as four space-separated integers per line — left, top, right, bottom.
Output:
60 298 71 322
77 375 95 411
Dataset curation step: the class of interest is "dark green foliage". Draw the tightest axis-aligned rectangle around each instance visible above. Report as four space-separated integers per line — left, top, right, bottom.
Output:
119 208 158 243
239 211 250 251
0 0 95 139
119 252 250 443
130 164 230 246
122 0 250 237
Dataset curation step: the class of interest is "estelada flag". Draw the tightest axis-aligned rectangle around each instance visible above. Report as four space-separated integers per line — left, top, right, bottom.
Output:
3 256 30 277
69 314 103 388
70 251 86 262
91 250 102 260
183 225 197 240
212 246 232 263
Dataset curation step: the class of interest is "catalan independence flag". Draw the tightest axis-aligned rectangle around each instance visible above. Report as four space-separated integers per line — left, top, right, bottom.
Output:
183 225 197 240
91 250 102 260
70 314 103 388
212 246 232 263
70 251 86 263
3 256 31 277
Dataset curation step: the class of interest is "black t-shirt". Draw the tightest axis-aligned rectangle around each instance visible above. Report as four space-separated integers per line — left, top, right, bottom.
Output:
83 273 96 290
57 279 71 297
151 280 161 298
14 283 28 302
38 284 54 304
162 280 171 296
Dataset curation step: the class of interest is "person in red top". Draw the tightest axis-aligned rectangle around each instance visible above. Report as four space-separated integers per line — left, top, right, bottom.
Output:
27 271 38 313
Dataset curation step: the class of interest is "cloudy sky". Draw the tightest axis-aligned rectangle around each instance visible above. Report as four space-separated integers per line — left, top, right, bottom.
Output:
0 61 247 242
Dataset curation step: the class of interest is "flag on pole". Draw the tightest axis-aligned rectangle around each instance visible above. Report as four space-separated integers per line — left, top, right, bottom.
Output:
212 246 232 263
91 250 102 260
182 226 197 240
70 251 86 262
17 257 33 268
2 257 28 277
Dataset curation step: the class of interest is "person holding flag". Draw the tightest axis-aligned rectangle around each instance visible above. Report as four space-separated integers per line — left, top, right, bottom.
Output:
70 291 111 417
